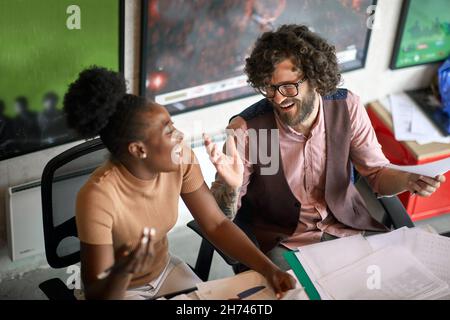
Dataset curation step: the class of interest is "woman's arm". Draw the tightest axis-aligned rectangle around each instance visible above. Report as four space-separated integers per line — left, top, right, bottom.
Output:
181 183 295 295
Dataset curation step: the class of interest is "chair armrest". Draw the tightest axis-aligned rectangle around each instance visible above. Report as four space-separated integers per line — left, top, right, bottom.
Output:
379 196 414 229
354 176 414 230
39 278 77 300
187 220 238 266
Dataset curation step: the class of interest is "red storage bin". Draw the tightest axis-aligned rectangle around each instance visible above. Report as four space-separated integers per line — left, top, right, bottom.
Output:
367 102 450 222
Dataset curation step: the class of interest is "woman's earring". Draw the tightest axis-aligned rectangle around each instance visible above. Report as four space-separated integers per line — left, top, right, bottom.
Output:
141 153 147 159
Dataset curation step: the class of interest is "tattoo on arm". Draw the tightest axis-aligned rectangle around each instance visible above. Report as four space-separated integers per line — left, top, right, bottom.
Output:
210 177 239 220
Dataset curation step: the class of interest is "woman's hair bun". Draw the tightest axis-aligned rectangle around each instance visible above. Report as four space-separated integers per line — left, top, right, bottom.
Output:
63 66 127 138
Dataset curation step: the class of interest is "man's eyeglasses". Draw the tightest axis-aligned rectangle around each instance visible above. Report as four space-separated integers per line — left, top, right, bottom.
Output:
257 78 306 98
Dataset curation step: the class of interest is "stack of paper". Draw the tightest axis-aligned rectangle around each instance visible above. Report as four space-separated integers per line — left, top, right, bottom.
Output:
294 227 450 300
383 93 450 144
367 227 450 300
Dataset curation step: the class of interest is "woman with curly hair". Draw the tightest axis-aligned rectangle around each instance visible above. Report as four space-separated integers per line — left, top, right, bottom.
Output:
207 24 445 272
64 66 295 300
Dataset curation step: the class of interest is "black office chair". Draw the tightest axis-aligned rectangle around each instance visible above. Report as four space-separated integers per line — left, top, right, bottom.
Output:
186 169 417 281
39 138 109 300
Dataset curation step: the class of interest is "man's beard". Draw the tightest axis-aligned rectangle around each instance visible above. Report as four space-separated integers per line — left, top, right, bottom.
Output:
274 89 316 127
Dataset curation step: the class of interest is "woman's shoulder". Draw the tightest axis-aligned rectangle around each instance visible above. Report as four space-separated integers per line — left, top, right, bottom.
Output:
179 145 204 194
78 161 118 201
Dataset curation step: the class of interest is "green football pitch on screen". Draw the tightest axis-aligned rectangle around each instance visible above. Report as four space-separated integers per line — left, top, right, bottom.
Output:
0 0 120 117
395 0 450 68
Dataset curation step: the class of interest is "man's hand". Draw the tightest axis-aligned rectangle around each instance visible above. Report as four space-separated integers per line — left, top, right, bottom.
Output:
405 174 446 197
204 133 244 189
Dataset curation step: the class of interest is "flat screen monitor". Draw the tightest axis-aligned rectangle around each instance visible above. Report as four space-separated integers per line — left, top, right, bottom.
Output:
390 0 450 69
0 0 124 161
141 0 376 115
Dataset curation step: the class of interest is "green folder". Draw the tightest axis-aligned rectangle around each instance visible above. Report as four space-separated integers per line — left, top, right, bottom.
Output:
283 250 321 300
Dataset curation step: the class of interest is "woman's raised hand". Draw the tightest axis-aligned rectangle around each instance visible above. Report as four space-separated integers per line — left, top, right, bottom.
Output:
100 227 156 279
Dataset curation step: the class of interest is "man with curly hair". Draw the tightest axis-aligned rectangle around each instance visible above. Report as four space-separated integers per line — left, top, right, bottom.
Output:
205 24 445 271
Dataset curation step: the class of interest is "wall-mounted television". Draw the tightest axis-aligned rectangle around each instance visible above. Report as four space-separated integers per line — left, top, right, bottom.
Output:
141 0 376 115
390 0 450 70
0 0 124 161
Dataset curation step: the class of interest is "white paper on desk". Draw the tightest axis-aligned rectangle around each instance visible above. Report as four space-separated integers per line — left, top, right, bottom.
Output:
365 226 437 254
407 231 450 300
406 231 450 287
295 252 331 300
280 288 309 300
366 228 450 299
297 234 373 279
239 269 307 300
279 269 308 300
386 156 450 177
295 234 373 300
365 226 410 251
317 246 449 300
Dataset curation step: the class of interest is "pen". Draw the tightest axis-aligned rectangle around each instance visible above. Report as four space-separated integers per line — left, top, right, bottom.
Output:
236 285 266 299
97 227 155 280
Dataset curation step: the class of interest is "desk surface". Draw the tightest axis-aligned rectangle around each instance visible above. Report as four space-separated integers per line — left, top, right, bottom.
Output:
367 101 450 161
164 270 307 300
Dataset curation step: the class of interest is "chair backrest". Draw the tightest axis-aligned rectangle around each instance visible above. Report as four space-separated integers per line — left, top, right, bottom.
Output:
41 138 108 268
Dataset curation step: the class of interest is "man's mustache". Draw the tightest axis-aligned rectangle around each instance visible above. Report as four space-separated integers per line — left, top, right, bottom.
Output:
272 98 299 108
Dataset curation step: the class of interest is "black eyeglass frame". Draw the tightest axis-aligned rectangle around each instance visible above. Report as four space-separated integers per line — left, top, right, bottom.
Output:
257 78 307 98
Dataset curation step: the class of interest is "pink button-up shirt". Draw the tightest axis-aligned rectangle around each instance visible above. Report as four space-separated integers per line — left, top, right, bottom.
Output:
236 91 390 248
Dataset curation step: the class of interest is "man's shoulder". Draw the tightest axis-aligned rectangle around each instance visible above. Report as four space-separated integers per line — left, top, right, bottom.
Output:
228 98 272 130
323 88 349 100
322 89 362 113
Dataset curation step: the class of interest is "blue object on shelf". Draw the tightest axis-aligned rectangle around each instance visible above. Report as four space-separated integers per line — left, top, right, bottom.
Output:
438 57 450 117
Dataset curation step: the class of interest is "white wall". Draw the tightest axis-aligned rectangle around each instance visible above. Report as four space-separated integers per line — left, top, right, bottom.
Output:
0 0 441 243
342 0 439 100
